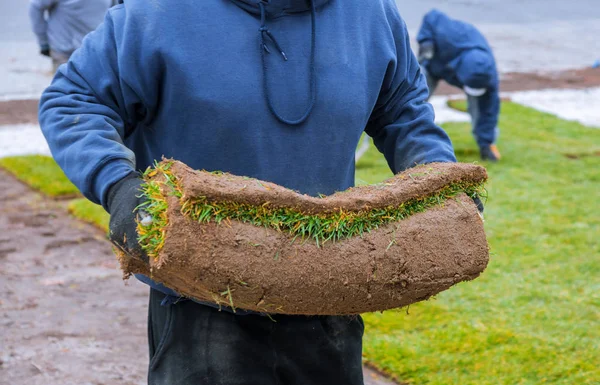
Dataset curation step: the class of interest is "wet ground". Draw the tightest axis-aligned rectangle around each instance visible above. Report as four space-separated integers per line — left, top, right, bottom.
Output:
397 0 600 73
0 170 149 385
432 66 600 95
0 99 38 125
0 170 394 385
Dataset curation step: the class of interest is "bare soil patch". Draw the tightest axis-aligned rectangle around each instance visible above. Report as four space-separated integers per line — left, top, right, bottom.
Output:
0 99 38 125
434 67 600 95
0 169 148 385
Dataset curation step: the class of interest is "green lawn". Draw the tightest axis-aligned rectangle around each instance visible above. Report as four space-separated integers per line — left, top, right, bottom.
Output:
357 102 600 384
0 155 79 197
0 154 110 232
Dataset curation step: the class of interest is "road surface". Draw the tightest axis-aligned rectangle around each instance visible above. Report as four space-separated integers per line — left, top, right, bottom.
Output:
1 0 599 96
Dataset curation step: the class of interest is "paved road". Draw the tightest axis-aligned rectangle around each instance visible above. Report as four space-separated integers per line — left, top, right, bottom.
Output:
396 0 600 73
0 0 52 96
1 0 599 96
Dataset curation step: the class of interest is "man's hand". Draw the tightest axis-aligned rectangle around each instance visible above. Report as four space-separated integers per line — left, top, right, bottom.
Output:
40 44 50 57
106 173 150 262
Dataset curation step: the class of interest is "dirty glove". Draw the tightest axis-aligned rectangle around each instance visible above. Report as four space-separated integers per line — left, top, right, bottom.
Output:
106 173 150 263
472 195 484 218
40 44 50 57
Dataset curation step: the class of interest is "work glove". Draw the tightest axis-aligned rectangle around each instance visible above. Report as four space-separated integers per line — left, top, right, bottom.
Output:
40 44 50 57
418 40 435 63
472 196 484 214
106 173 151 263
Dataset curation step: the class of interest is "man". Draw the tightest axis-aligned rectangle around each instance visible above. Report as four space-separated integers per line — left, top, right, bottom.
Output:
28 0 115 72
417 9 502 162
39 1 458 383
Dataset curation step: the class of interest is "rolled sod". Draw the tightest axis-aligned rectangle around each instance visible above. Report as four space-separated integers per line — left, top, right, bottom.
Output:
116 160 489 315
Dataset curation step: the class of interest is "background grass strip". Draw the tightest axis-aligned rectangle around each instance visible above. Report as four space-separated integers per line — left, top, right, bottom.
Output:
0 155 79 197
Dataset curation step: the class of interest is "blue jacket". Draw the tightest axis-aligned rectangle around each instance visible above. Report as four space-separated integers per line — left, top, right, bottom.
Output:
39 0 456 307
417 9 499 146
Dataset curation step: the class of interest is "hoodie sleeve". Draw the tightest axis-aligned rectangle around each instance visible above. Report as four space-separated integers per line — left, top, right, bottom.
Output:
29 0 57 48
39 5 159 209
365 7 456 174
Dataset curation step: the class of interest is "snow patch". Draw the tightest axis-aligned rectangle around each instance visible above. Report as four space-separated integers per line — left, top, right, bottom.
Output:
429 96 471 124
0 124 50 157
509 88 600 128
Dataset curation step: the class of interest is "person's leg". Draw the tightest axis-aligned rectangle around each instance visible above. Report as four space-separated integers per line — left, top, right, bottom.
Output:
273 314 365 385
147 289 277 385
467 93 481 142
147 289 365 385
50 51 70 72
422 66 439 101
467 93 501 161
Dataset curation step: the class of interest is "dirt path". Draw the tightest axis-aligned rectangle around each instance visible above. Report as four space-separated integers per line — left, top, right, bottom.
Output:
0 171 395 385
0 170 149 385
431 67 600 95
0 99 38 126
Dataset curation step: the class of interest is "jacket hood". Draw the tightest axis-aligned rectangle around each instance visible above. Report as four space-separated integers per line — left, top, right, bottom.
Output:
455 49 495 89
230 0 331 17
425 9 444 25
227 0 330 126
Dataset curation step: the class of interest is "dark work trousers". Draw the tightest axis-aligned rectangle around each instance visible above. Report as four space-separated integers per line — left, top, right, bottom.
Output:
422 66 498 148
147 289 365 385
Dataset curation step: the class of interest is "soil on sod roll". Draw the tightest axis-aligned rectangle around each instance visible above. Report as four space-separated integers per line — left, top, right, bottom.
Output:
118 160 489 315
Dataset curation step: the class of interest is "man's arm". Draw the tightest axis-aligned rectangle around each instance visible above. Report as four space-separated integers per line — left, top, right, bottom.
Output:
365 10 456 174
39 5 153 209
29 0 57 53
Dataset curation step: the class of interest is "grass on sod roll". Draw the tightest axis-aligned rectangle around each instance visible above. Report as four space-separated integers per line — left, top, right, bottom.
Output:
136 160 486 259
359 102 600 384
0 155 79 197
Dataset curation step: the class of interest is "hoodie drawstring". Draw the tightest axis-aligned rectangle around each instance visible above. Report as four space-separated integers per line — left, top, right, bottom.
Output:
258 0 317 126
259 2 288 60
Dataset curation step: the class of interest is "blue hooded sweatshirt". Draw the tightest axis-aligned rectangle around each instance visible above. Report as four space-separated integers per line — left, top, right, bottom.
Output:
39 0 456 308
417 9 500 147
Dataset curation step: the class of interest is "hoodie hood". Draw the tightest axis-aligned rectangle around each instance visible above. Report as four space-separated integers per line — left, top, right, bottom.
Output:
455 49 495 89
228 0 331 126
230 0 331 17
